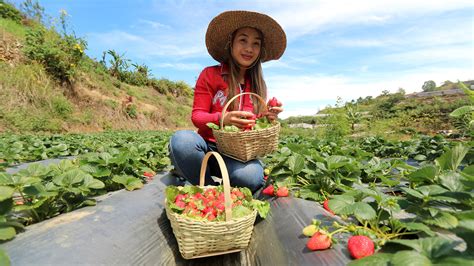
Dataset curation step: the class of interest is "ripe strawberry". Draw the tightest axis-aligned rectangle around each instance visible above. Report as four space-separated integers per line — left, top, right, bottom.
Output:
264 175 268 181
143 171 154 178
175 194 186 202
175 200 186 208
262 185 275 196
347 235 374 259
215 202 225 212
267 97 281 107
323 199 335 215
276 186 289 197
306 231 331 251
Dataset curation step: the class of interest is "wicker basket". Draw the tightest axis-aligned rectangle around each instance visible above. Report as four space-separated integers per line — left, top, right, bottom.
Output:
165 151 257 259
213 92 280 162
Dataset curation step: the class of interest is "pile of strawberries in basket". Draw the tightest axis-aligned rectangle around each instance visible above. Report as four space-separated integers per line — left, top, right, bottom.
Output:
166 185 270 222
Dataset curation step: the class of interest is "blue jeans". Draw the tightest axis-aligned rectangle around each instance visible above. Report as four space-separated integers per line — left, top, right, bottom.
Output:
168 130 265 193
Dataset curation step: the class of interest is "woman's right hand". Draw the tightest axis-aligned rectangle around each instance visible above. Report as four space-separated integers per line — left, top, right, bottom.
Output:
222 111 256 129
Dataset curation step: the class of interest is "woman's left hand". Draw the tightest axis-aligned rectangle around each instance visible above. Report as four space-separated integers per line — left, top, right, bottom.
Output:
266 106 283 122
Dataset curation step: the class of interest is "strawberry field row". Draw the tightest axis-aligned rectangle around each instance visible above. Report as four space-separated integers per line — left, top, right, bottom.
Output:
0 131 472 264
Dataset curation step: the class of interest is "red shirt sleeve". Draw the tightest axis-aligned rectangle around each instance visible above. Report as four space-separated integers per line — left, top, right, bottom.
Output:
191 67 221 134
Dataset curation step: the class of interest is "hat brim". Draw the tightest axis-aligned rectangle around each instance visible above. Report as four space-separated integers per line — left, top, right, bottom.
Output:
206 10 287 63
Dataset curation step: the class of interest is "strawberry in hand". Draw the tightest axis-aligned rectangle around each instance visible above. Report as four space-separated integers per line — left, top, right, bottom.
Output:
267 97 282 107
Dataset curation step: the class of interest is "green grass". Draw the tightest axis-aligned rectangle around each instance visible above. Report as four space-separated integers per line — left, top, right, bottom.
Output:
0 18 27 39
0 62 72 132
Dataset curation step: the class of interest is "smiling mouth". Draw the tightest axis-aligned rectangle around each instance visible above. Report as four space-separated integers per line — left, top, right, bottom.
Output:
242 55 253 60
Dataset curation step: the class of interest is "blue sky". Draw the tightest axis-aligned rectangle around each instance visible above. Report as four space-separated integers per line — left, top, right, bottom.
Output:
13 0 474 118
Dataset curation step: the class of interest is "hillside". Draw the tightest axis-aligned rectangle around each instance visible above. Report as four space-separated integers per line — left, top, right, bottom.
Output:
284 82 472 139
0 2 194 134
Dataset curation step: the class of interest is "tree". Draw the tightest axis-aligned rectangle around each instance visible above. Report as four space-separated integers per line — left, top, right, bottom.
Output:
345 104 362 132
422 80 436 92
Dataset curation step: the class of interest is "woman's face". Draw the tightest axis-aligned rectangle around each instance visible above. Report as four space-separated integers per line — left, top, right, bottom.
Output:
231 27 262 68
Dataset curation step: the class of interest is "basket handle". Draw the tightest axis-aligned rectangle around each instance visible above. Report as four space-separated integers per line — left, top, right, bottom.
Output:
220 92 268 130
199 152 232 222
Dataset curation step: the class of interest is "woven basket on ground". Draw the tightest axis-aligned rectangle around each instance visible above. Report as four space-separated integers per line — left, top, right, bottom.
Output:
212 92 280 162
165 151 257 259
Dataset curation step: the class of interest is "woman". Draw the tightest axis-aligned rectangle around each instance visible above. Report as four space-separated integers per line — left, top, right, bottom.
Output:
169 10 286 193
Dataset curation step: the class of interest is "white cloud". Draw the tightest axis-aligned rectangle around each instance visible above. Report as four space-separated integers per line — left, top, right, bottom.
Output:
262 0 473 39
268 66 474 118
382 45 471 65
136 19 171 29
87 30 206 59
155 62 203 71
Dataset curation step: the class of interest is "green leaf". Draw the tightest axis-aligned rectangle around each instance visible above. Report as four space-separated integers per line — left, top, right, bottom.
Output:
438 171 464 192
0 249 11 266
456 211 474 231
353 202 377 221
231 205 252 219
414 154 427 161
82 175 105 189
434 256 474 265
165 186 179 205
450 105 474 117
328 195 354 214
206 122 220 130
418 185 448 196
0 187 14 202
435 144 469 171
288 154 305 175
348 253 392 266
251 200 270 219
390 251 431 266
326 155 351 170
299 186 323 201
181 186 202 195
461 164 474 178
17 163 50 178
424 212 458 229
53 169 86 187
0 198 13 215
407 165 438 183
0 173 12 186
112 175 143 191
80 165 111 177
0 227 16 240
391 237 459 260
401 187 424 199
402 222 435 236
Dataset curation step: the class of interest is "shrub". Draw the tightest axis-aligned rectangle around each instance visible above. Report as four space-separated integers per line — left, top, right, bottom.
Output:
0 1 22 23
23 26 87 84
51 96 73 117
23 10 87 85
125 104 138 119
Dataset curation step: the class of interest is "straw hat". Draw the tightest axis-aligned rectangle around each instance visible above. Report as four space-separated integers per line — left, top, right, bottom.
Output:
205 10 287 63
